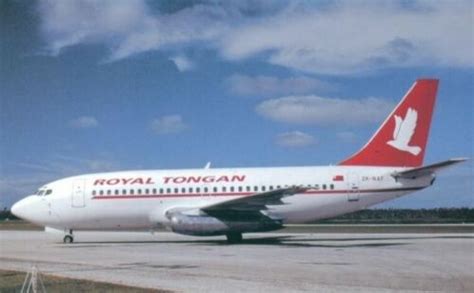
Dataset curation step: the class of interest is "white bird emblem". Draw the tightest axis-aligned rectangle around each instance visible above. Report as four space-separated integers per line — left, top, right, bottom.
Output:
386 107 421 155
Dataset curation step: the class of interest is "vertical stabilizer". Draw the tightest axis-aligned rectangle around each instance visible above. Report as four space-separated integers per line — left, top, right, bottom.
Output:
340 79 438 167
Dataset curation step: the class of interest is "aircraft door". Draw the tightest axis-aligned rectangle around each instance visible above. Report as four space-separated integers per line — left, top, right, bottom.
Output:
346 173 360 202
72 179 86 208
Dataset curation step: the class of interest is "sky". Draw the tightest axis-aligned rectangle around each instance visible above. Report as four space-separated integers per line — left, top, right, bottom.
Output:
0 0 473 209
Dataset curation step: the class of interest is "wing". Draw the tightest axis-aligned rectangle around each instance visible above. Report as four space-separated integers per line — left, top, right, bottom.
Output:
393 115 402 139
398 108 418 144
201 186 306 220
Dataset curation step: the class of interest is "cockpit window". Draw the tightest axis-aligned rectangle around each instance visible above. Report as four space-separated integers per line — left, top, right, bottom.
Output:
45 189 52 195
38 190 45 196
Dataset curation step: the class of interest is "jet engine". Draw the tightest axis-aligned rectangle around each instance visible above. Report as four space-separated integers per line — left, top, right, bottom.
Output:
166 212 282 236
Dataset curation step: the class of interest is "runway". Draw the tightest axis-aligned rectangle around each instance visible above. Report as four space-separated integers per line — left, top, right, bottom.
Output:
1 231 473 292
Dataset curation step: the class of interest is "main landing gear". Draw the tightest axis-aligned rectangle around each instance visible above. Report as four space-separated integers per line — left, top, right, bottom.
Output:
225 232 243 244
63 229 74 243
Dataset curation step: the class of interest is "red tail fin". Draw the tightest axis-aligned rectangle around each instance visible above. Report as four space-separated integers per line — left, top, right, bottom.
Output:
339 79 438 167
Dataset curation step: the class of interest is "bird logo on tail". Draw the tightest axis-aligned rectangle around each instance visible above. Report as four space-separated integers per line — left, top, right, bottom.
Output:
387 107 421 156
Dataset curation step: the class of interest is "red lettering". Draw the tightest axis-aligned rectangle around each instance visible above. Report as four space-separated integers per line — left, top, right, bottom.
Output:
106 178 120 185
203 176 215 183
145 177 155 184
93 179 106 185
131 178 144 185
216 175 229 183
122 178 133 185
187 176 201 183
161 175 246 184
173 177 186 184
232 175 246 182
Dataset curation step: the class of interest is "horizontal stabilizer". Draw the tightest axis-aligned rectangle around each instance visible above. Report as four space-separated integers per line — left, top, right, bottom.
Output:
392 158 468 179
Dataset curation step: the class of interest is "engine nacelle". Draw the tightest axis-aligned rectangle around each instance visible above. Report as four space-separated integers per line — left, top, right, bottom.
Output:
166 213 282 236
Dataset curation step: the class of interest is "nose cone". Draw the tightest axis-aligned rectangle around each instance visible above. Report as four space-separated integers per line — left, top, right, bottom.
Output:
11 198 29 219
11 196 49 225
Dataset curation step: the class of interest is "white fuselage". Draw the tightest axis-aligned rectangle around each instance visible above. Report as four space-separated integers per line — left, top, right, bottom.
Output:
12 165 433 231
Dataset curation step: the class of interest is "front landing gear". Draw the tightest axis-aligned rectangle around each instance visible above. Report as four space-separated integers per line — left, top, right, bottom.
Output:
226 232 242 244
63 229 74 243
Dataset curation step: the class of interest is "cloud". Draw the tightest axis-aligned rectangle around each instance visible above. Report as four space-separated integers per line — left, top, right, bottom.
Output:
37 1 473 74
220 1 473 74
227 74 333 97
69 116 98 128
170 55 194 72
37 0 229 62
275 131 316 148
38 0 151 56
151 115 188 135
256 95 394 125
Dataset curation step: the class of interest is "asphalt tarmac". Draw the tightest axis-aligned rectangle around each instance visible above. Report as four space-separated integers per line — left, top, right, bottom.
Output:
1 230 473 292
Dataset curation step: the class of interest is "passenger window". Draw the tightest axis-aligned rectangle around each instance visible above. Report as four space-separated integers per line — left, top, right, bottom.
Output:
277 185 281 189
213 187 218 193
145 189 149 194
92 190 96 196
222 187 226 192
322 184 327 190
330 184 334 190
166 188 171 194
137 189 141 194
314 184 319 190
114 190 119 195
130 189 134 195
238 186 242 192
122 189 127 195
174 188 179 193
262 186 266 192
230 186 234 192
189 187 193 193
246 186 251 192
196 187 200 193
269 186 274 191
181 188 186 193
159 188 163 194
204 187 208 193
254 186 258 192
99 190 104 195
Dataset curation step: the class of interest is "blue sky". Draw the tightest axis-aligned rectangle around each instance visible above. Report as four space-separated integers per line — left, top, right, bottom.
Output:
1 0 472 209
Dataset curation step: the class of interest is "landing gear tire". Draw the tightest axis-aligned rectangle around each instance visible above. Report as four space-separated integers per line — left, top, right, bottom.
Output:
63 235 74 243
226 232 242 244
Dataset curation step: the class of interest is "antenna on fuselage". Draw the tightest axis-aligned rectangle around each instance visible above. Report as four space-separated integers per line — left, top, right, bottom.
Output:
204 162 211 169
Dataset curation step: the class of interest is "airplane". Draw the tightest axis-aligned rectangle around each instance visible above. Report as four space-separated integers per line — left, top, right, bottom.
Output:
11 79 467 243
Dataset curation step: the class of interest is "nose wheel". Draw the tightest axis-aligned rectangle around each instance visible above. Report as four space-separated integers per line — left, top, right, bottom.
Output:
63 230 74 243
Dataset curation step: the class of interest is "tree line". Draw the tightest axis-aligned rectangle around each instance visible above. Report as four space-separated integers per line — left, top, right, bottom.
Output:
314 208 474 224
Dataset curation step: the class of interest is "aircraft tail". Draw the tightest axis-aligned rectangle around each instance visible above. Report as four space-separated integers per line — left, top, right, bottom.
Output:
339 79 439 167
